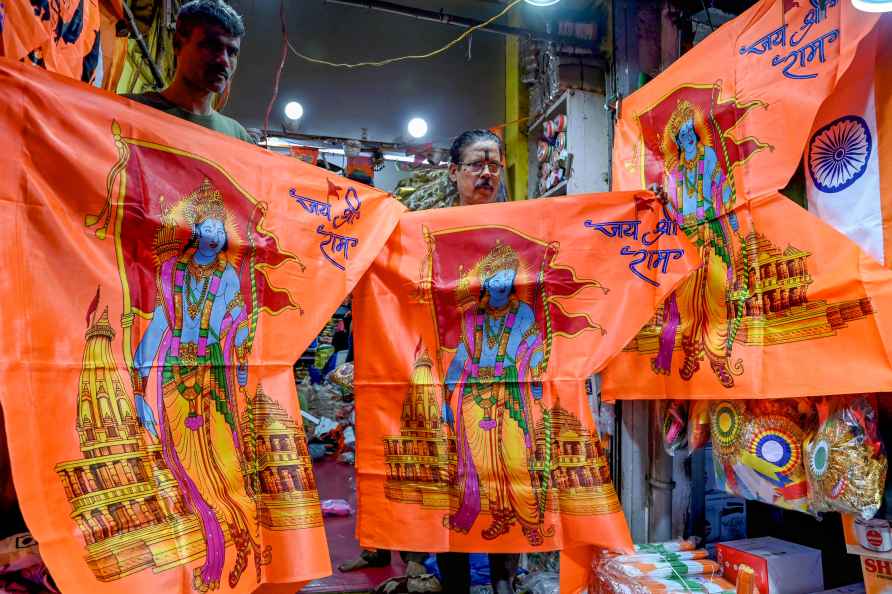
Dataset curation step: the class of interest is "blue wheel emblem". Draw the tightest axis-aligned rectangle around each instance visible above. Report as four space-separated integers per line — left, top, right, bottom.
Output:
808 115 872 193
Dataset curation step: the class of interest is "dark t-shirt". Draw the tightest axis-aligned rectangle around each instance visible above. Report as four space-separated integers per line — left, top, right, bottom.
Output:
126 92 253 143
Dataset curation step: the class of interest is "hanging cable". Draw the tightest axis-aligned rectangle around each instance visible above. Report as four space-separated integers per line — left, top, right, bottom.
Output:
286 0 523 69
263 0 289 139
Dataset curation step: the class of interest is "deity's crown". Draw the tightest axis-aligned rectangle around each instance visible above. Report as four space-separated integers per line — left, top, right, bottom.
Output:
183 178 226 226
478 241 519 280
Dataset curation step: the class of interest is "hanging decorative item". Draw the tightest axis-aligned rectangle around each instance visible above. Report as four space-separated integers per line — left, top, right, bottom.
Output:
710 400 746 465
661 400 689 455
687 400 711 454
711 400 816 513
804 395 887 519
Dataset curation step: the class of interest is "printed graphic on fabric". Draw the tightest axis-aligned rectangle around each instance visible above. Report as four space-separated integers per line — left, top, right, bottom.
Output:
622 83 875 389
383 225 620 548
54 123 319 592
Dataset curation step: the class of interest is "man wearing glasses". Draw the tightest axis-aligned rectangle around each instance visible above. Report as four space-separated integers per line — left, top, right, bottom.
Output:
437 128 519 593
341 130 516 593
449 129 508 206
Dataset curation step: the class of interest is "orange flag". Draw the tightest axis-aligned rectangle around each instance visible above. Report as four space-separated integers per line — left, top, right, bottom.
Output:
353 192 698 562
0 60 404 594
1 0 103 83
603 0 892 400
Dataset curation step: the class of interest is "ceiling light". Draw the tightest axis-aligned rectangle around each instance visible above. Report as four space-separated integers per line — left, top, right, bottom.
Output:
284 101 304 120
524 0 561 6
407 117 428 139
851 0 892 11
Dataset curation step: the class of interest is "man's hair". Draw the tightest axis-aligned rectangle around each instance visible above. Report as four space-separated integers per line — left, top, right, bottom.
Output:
449 129 504 165
176 0 246 44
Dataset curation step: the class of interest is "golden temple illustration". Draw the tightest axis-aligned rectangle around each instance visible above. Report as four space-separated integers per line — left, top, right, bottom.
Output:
627 231 873 352
531 401 621 515
55 308 215 582
383 347 620 515
56 306 321 582
240 385 322 530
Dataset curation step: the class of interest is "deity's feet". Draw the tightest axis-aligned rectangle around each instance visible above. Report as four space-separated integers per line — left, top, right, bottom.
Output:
481 510 514 540
227 528 250 588
710 358 735 388
679 353 700 380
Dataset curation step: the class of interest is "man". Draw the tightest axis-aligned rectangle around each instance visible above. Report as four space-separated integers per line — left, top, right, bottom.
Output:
342 130 518 594
438 129 519 594
127 0 252 143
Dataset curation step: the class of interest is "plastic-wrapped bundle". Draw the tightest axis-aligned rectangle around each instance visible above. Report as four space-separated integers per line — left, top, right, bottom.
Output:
661 400 689 455
633 539 698 554
327 362 354 395
687 400 710 454
605 559 720 579
591 552 733 594
710 399 817 514
612 549 709 564
804 395 887 519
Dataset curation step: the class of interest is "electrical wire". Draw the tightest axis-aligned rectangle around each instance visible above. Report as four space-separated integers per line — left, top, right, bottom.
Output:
263 0 289 138
286 0 524 69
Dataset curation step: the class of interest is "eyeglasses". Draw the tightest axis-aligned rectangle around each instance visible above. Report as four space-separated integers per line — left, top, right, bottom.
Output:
461 160 503 175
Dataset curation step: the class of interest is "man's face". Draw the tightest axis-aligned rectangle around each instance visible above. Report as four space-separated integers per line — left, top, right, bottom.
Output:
449 140 502 206
175 23 241 94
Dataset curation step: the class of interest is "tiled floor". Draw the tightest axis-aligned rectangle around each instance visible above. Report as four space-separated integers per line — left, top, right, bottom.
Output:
300 458 405 593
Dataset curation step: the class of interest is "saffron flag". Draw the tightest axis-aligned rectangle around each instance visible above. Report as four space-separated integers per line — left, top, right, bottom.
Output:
805 16 892 265
602 0 892 399
0 59 404 594
0 0 103 83
353 193 698 568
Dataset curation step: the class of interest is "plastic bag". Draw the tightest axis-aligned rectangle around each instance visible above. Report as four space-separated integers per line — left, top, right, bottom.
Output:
710 399 817 514
516 571 559 594
804 395 887 519
661 400 688 455
321 499 353 516
591 551 732 594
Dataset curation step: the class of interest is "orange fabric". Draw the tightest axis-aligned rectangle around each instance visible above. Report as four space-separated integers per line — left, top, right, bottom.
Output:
877 17 892 267
1 0 102 83
0 59 404 594
612 0 879 198
602 0 892 400
353 191 698 561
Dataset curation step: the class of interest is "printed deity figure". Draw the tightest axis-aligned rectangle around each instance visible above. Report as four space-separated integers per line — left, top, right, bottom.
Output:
131 179 258 592
442 242 547 546
653 99 740 387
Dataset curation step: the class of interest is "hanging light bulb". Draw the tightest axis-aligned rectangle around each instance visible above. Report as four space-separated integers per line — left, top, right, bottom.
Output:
284 101 304 120
407 117 428 139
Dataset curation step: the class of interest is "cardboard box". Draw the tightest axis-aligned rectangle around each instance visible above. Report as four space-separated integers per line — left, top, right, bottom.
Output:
843 514 892 560
716 537 823 594
705 492 747 544
861 556 892 594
